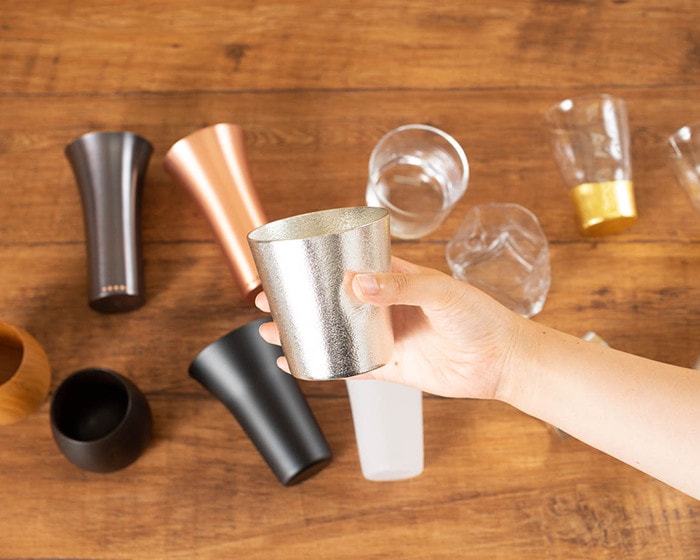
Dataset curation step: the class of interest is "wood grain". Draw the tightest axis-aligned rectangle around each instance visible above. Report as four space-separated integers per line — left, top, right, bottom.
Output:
0 1 698 558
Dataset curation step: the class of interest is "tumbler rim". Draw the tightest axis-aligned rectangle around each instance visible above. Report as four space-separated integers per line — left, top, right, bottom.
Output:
247 206 388 244
367 123 469 208
51 367 134 444
65 130 152 155
668 121 700 156
544 92 627 130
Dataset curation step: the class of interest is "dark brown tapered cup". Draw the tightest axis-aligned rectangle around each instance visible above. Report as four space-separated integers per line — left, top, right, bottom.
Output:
50 368 153 473
163 124 267 303
189 318 332 486
65 131 153 313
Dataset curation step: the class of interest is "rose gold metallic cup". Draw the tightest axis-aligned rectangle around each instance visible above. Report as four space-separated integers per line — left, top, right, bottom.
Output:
164 124 267 303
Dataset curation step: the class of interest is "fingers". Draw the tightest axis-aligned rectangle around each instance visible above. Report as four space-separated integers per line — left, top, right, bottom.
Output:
255 291 279 345
258 320 281 345
351 266 462 312
255 291 270 313
256 257 426 310
389 256 423 274
276 356 290 374
257 321 289 373
351 256 437 300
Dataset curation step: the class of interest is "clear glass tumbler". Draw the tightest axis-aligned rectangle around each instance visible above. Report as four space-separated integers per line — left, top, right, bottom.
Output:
366 124 469 239
667 122 700 212
544 94 637 236
446 203 551 318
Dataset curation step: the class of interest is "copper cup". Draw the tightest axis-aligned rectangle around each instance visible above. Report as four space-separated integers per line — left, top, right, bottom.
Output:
0 322 51 425
163 124 267 303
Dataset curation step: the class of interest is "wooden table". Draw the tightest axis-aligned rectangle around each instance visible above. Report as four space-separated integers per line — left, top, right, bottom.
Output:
1 1 699 558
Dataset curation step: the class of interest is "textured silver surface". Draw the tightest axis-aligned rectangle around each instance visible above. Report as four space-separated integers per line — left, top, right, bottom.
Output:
248 207 393 381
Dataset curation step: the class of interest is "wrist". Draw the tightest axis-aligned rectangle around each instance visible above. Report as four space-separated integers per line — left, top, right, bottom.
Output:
493 314 543 409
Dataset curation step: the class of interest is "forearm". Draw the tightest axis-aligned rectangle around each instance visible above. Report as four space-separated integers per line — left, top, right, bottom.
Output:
500 319 700 499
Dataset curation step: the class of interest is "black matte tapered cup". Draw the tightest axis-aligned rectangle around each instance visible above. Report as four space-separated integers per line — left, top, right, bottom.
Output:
189 318 332 486
50 368 153 473
65 131 153 313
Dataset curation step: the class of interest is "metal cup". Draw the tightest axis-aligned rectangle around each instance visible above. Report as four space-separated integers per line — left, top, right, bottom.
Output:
65 131 153 313
247 206 393 381
163 123 267 303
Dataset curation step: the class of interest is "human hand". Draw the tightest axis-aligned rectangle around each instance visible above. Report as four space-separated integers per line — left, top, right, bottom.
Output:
257 258 700 500
256 256 528 399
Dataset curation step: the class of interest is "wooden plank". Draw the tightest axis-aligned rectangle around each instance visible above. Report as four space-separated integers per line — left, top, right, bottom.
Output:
1 89 699 247
0 240 697 390
1 1 699 558
0 394 697 559
1 1 699 93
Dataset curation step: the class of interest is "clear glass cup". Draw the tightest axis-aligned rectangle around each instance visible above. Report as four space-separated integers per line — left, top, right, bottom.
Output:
667 122 700 212
544 94 637 236
366 124 469 239
446 203 551 318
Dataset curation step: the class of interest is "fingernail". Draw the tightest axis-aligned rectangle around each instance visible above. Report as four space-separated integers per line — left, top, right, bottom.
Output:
355 274 380 296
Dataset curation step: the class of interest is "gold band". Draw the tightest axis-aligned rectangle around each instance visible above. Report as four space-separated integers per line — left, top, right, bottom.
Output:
569 180 637 236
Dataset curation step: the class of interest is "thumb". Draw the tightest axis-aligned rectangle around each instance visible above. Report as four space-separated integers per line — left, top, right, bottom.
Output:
351 269 461 312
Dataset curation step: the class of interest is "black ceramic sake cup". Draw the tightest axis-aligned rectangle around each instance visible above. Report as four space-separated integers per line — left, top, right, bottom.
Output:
50 368 153 473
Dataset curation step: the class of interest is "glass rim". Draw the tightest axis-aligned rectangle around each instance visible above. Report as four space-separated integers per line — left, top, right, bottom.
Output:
367 124 469 217
369 123 469 187
449 202 547 243
668 121 700 156
544 93 627 129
